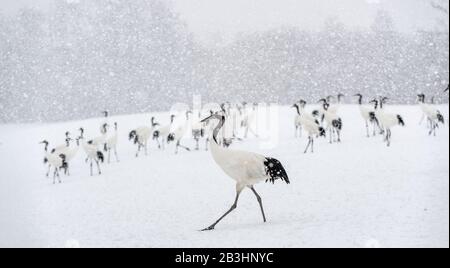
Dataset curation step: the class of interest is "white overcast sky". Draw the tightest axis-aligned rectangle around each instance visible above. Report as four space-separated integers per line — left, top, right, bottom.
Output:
0 0 444 42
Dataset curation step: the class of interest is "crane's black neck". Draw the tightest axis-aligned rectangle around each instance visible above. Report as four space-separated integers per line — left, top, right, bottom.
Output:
212 116 225 144
357 95 362 105
293 104 301 115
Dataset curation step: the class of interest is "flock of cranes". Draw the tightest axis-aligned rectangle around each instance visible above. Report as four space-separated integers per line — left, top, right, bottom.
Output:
38 87 448 230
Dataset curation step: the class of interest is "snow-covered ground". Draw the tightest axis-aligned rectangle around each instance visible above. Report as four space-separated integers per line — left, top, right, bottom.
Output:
0 105 448 248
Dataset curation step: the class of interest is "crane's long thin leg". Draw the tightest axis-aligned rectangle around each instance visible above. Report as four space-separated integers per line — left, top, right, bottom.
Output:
90 159 93 176
201 190 241 231
53 168 57 184
108 149 111 164
250 186 267 223
387 129 391 147
329 128 333 144
46 164 51 178
304 137 311 154
136 144 141 157
114 147 119 162
311 137 314 153
365 120 369 137
96 159 101 175
177 141 191 152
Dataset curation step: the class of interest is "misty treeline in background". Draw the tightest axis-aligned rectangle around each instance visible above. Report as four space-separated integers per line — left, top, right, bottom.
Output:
0 0 448 123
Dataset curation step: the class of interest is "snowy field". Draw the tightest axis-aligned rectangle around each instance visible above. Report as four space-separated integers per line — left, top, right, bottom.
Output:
0 104 448 248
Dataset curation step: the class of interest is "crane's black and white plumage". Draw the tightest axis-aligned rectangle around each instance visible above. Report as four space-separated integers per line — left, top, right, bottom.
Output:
191 112 207 150
40 137 72 177
153 115 175 150
371 98 405 147
105 122 119 163
150 117 162 148
43 152 68 184
129 127 152 157
167 111 192 154
354 94 381 137
293 100 307 138
417 94 445 136
200 113 290 231
79 128 105 176
293 104 326 153
63 137 81 175
319 99 343 143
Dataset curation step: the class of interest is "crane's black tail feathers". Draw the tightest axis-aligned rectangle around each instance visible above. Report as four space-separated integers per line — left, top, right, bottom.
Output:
369 112 377 122
97 151 104 163
264 158 290 184
167 133 175 143
153 130 160 140
319 127 326 137
397 115 405 126
437 111 444 124
332 118 343 130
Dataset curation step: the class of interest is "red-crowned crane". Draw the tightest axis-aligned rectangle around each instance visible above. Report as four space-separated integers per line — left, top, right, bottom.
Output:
200 113 290 231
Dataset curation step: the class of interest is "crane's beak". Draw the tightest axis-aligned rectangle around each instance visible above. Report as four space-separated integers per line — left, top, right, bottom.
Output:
200 114 214 123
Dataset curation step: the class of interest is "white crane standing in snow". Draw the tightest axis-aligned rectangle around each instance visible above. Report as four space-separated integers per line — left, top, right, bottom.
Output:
153 115 175 150
129 126 152 157
191 112 207 150
417 94 445 136
79 128 105 176
293 104 326 153
370 98 405 147
200 113 290 231
150 116 162 148
318 99 343 143
354 94 380 137
167 111 192 154
293 100 307 138
105 122 119 163
39 140 53 177
241 102 258 138
63 137 81 175
43 152 68 184
40 134 72 177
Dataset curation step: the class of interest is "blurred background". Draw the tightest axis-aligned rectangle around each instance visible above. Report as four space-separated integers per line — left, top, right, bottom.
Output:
0 0 448 123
